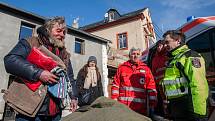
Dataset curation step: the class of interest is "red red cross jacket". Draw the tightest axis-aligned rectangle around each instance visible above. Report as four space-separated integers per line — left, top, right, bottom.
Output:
151 50 169 115
151 51 168 84
111 60 157 115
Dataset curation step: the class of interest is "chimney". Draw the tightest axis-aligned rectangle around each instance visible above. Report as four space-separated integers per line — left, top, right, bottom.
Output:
72 17 79 28
104 12 108 22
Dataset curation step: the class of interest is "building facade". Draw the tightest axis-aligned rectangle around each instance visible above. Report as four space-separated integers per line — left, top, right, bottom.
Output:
81 8 156 96
81 8 156 65
0 2 109 120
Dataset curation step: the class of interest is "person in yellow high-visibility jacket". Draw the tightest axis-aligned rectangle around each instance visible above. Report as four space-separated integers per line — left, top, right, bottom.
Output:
162 30 208 121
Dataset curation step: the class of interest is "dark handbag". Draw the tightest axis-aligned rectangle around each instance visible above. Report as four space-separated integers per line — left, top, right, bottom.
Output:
78 89 92 106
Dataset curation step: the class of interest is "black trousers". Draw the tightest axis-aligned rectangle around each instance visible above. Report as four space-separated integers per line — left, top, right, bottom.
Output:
154 89 165 116
169 96 208 121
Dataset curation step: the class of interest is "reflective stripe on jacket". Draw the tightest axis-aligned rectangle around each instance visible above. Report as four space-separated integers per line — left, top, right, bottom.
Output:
162 44 208 116
111 60 157 115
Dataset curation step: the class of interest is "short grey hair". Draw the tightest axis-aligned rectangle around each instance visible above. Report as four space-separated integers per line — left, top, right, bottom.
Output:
129 47 141 57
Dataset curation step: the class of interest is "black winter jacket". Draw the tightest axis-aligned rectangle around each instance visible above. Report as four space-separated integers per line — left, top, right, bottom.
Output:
76 64 104 106
4 39 42 81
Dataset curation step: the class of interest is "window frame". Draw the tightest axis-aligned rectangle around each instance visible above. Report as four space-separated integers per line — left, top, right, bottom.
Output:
18 22 35 41
117 32 128 50
109 12 115 22
74 37 85 55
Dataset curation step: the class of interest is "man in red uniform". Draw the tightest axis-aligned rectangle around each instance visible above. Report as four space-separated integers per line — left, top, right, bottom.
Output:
111 47 157 116
151 40 169 118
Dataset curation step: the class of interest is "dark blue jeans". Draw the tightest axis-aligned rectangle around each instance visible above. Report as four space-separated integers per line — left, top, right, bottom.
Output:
15 113 61 121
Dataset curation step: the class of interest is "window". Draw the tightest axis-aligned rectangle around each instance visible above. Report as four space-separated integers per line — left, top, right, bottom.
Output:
106 9 120 22
187 28 215 87
117 32 128 49
75 38 84 54
187 28 215 67
19 22 35 40
188 31 208 51
109 12 115 22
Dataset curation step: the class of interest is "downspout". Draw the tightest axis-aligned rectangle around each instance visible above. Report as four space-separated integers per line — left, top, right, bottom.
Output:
102 43 109 97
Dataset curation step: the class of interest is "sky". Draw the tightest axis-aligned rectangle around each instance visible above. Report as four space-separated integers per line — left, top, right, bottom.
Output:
1 0 215 38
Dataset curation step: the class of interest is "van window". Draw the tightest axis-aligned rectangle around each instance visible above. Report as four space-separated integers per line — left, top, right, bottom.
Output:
187 28 215 87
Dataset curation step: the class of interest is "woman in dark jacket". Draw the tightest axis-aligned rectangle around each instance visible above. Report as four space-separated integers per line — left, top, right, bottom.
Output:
76 56 104 106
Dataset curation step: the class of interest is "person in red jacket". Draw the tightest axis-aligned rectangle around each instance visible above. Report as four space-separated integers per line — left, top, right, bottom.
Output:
151 40 169 118
111 47 157 116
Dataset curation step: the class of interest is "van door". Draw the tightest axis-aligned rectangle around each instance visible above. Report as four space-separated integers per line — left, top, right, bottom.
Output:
187 28 215 116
